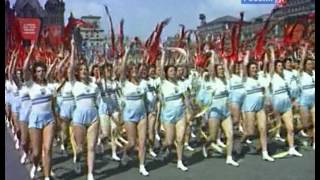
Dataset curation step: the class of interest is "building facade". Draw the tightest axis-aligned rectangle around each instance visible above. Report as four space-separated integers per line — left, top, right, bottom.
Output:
79 15 106 49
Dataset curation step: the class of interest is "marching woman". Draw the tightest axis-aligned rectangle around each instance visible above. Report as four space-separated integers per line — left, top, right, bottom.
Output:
228 58 246 133
8 51 23 150
98 62 121 161
23 43 57 180
298 43 315 150
269 47 302 157
68 38 100 180
241 51 274 162
201 55 239 167
118 46 149 176
158 48 188 172
54 53 72 157
139 63 159 158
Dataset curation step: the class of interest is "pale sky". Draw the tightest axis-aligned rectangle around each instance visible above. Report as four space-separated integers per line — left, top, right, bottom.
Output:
9 0 274 39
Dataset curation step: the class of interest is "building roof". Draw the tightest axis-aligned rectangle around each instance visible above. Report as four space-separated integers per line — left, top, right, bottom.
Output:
205 15 240 26
250 13 270 22
14 0 45 16
81 15 101 19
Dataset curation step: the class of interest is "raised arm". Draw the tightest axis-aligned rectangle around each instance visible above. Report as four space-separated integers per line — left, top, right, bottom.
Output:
119 45 131 82
159 48 166 80
243 50 250 79
223 57 231 80
269 46 276 76
22 43 35 81
46 57 59 81
8 50 18 81
299 43 308 74
68 37 76 82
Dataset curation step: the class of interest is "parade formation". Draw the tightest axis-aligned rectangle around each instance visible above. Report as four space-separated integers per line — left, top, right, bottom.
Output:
5 0 315 180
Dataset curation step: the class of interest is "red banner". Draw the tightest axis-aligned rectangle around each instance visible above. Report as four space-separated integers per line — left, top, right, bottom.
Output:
17 18 41 41
46 25 63 47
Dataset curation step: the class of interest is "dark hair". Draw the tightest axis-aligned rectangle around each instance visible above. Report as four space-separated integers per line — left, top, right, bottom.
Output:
303 59 313 70
246 61 257 77
31 61 47 84
91 64 100 76
284 57 292 64
274 60 284 72
75 63 88 81
164 65 176 80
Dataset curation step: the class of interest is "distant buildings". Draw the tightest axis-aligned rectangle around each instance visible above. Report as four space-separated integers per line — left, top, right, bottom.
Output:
196 0 314 48
79 15 106 49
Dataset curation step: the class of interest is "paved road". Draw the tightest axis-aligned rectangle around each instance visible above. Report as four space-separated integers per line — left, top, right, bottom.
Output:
6 127 315 180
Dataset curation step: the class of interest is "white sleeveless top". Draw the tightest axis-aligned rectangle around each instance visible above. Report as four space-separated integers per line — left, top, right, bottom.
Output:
71 81 99 108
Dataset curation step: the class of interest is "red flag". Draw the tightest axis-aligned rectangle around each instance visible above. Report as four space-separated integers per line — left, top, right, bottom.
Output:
104 5 116 59
16 18 41 42
117 19 125 58
46 25 63 47
145 18 171 65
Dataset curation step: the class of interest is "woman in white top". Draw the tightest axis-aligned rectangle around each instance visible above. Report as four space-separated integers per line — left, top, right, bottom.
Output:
228 60 246 134
298 44 315 150
269 47 302 157
201 58 239 167
23 43 57 180
68 38 100 180
7 51 23 150
139 63 159 158
158 49 188 172
98 63 121 161
241 52 274 162
119 47 149 176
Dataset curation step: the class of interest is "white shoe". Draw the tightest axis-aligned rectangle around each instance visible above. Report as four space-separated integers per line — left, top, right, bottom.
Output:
37 166 42 172
177 161 188 171
239 125 244 133
14 134 18 142
73 155 77 163
112 153 121 161
87 173 95 180
274 134 285 142
246 139 252 144
30 165 37 179
191 132 196 138
300 130 309 137
184 144 195 152
44 177 50 180
60 144 66 151
155 133 161 141
149 149 157 158
217 139 226 148
20 152 27 164
50 170 55 177
288 148 303 157
202 145 208 158
139 165 149 176
262 152 275 162
226 157 239 167
15 140 20 150
211 143 223 153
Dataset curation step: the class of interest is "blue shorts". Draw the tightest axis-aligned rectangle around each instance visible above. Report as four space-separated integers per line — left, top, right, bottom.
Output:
242 95 264 112
208 106 230 120
299 94 315 110
290 88 300 100
72 107 98 126
29 111 54 129
122 100 146 122
99 98 119 115
161 102 185 124
228 91 245 106
19 104 31 122
59 102 75 120
271 95 291 113
11 97 21 113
